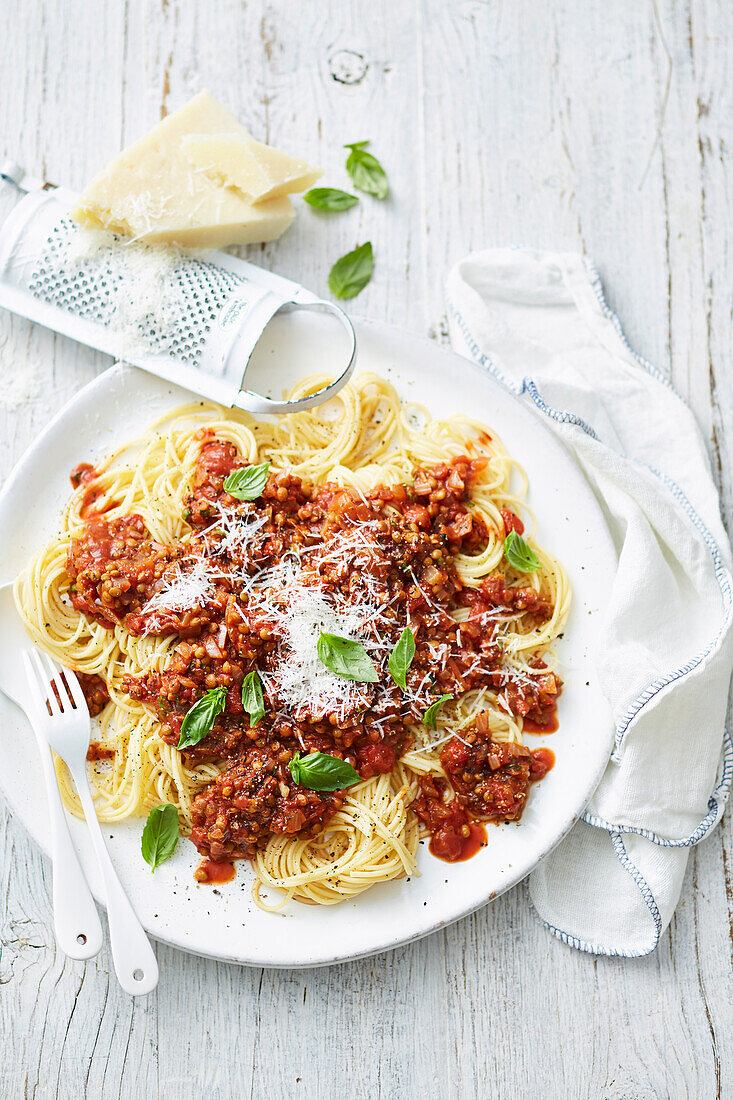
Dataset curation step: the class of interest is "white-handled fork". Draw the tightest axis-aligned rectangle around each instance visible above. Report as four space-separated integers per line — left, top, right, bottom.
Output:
0 583 103 961
23 648 159 995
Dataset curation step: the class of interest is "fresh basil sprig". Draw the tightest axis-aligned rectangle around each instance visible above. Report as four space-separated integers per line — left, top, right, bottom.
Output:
304 187 359 212
178 685 228 750
141 803 179 871
422 694 453 730
223 462 270 501
328 241 374 300
288 751 360 792
317 632 378 682
344 141 389 199
241 670 265 727
503 530 540 573
388 626 415 689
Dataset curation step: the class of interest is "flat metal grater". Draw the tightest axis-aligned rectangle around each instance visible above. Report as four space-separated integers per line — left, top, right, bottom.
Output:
0 160 356 412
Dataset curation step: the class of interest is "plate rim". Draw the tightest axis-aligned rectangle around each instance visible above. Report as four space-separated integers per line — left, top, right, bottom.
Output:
0 317 617 967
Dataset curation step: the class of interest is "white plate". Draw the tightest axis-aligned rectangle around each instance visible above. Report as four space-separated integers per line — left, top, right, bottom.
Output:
0 319 616 968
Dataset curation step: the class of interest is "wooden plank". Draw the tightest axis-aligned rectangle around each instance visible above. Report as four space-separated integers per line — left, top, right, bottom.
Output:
675 3 733 1098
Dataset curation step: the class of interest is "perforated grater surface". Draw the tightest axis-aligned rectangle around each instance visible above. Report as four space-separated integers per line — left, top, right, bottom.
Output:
0 165 356 412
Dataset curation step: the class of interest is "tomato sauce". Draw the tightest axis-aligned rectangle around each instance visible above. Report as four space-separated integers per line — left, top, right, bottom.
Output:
70 463 104 518
194 859 236 884
86 741 115 762
500 509 525 536
70 462 97 489
76 672 110 717
523 714 559 734
429 820 487 863
530 748 555 782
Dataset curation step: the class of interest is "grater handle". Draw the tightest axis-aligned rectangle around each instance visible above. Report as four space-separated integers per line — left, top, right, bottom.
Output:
234 300 357 414
0 159 50 193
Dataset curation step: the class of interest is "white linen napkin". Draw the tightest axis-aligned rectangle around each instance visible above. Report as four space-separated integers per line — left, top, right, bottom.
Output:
446 249 733 955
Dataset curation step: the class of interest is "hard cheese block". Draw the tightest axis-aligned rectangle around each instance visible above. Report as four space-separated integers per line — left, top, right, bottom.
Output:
182 133 322 203
71 92 307 247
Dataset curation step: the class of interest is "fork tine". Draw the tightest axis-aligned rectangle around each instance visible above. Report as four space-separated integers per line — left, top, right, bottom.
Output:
37 651 89 716
62 666 88 714
38 650 60 680
41 651 73 711
25 648 58 716
38 651 66 714
37 650 61 715
34 649 62 716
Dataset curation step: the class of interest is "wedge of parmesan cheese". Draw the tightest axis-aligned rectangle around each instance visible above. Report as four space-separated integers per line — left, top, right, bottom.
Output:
71 92 298 247
182 132 322 204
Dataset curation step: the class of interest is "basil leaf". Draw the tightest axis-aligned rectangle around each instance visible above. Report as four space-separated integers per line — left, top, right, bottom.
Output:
344 141 389 199
422 694 453 730
241 669 265 727
223 462 270 501
504 530 540 573
317 632 378 682
388 626 415 689
288 751 360 792
304 187 359 212
178 685 228 749
141 803 179 871
328 241 374 300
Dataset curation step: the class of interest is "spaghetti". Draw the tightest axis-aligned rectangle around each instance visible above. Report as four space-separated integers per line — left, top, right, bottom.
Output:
14 371 570 909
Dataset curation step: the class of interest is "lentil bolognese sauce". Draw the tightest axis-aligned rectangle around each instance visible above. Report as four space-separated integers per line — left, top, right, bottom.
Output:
14 372 569 909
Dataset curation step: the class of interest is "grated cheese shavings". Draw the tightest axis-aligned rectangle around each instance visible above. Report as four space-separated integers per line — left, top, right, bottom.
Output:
142 558 216 629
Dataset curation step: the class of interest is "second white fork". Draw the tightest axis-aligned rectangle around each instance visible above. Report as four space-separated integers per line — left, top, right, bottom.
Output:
23 648 159 996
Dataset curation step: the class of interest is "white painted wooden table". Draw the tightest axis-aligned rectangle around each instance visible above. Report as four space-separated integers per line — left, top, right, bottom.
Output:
2 3 732 1096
